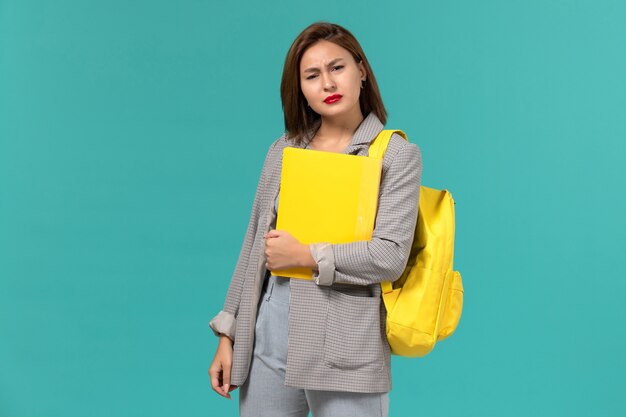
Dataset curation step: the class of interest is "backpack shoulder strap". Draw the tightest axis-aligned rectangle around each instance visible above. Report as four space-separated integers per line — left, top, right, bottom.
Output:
368 129 408 297
368 129 408 159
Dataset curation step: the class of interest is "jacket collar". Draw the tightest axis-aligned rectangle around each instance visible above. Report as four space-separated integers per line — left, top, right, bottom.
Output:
299 111 384 152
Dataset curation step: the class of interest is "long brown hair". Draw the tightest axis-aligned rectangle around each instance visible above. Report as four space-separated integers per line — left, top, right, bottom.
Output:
280 22 387 147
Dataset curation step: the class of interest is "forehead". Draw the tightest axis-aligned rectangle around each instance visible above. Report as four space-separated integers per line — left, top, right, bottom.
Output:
300 40 352 69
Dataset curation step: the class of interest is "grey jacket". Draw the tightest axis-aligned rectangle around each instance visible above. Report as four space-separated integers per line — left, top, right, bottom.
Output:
209 111 422 393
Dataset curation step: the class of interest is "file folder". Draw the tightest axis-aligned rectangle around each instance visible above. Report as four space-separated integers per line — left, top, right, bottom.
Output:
271 147 382 279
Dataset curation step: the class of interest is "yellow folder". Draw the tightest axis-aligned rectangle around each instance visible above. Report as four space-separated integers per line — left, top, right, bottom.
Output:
271 147 382 279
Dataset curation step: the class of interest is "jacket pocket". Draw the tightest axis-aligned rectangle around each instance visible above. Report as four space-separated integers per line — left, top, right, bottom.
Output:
323 289 385 372
331 282 375 298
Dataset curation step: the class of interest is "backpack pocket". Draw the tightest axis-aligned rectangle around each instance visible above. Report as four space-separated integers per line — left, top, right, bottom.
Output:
438 270 463 340
323 289 385 372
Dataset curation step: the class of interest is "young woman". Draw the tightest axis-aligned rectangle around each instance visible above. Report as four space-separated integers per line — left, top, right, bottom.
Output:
208 21 422 417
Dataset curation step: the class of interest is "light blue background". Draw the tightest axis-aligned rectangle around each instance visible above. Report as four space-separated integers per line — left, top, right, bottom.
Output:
1 1 625 416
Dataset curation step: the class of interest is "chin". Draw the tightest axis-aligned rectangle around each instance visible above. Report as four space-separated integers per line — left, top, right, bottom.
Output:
315 101 355 117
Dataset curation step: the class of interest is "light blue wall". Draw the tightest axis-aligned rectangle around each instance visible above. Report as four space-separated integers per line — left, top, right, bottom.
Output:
1 1 624 416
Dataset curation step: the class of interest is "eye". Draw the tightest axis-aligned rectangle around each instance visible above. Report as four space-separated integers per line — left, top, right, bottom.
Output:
305 66 343 80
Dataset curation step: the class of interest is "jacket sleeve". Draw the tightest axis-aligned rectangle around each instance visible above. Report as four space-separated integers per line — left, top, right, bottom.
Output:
208 138 280 339
309 137 422 286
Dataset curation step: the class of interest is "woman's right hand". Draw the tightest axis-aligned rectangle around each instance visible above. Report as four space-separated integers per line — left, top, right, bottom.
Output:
209 335 238 399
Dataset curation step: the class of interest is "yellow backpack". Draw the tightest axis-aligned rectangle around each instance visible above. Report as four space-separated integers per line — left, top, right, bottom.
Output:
369 129 464 357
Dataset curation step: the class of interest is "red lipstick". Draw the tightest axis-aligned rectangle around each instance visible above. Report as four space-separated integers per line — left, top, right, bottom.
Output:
324 94 342 104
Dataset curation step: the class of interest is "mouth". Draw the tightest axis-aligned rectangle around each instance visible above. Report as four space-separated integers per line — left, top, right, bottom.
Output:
324 94 342 104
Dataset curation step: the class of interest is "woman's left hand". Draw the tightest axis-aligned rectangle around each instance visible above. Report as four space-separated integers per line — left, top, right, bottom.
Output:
263 230 307 270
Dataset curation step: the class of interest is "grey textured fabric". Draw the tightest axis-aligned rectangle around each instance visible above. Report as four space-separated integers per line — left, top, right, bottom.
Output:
209 111 422 393
240 274 389 417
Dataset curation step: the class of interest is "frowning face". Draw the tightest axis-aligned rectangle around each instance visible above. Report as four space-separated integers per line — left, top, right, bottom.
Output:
299 40 366 119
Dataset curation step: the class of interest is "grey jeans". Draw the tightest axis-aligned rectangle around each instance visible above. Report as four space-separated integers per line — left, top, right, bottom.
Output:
239 274 389 417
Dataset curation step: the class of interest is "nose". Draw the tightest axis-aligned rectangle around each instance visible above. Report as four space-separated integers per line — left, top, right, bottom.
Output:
321 70 336 91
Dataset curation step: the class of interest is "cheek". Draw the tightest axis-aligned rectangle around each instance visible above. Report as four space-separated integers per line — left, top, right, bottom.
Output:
300 83 314 99
300 84 309 98
339 74 360 96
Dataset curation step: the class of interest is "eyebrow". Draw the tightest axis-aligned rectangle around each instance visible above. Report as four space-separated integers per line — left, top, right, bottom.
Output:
303 58 345 73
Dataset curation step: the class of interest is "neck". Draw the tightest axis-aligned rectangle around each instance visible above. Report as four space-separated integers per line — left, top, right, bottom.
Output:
314 106 365 145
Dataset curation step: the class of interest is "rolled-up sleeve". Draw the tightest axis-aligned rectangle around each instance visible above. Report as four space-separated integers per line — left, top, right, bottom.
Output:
310 138 421 286
309 242 335 286
208 310 237 339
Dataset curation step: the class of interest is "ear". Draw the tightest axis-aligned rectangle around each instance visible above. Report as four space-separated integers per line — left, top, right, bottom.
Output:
358 61 367 82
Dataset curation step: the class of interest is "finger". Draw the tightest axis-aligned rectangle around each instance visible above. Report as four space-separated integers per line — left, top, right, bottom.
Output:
266 230 280 238
223 362 232 398
209 365 228 398
209 365 221 393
